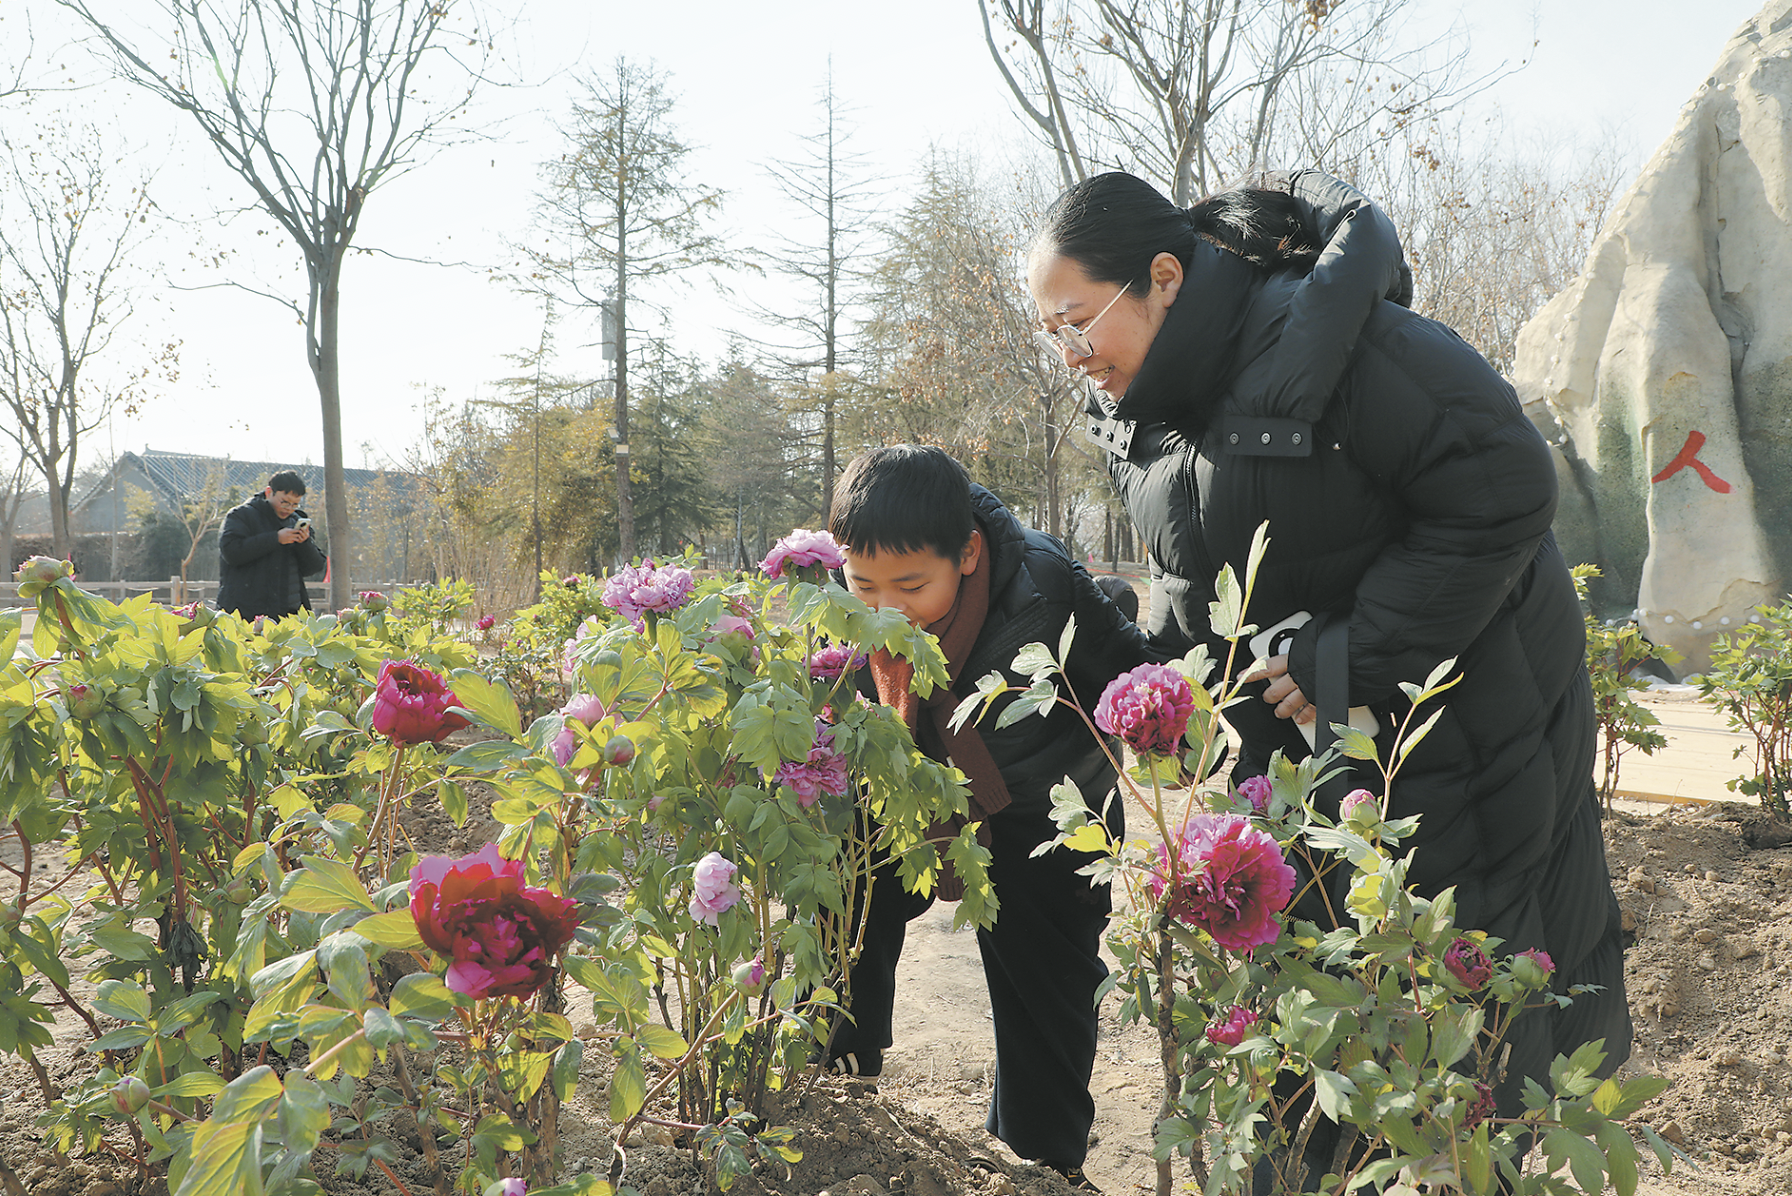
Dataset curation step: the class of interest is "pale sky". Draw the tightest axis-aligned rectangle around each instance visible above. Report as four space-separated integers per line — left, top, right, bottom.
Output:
0 0 1761 479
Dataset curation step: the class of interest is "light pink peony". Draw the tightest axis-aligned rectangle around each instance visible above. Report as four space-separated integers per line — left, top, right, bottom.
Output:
1205 1005 1259 1047
1094 664 1195 757
1237 775 1272 815
760 529 846 579
551 692 609 765
1153 813 1296 951
689 852 740 924
602 560 695 626
769 722 852 807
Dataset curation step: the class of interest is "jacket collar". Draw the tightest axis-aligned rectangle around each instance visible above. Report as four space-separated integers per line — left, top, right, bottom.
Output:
1110 240 1261 429
968 483 1027 598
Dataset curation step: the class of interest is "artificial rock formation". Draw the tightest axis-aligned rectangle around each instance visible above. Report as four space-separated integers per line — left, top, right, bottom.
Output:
1511 0 1792 674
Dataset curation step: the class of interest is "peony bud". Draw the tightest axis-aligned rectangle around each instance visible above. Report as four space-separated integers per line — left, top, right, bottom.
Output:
237 719 267 746
67 683 106 719
732 956 768 996
112 1075 151 1115
1511 947 1555 989
602 735 636 766
225 879 254 904
1236 775 1271 815
1339 788 1378 822
17 556 68 585
1205 1005 1259 1048
358 590 390 613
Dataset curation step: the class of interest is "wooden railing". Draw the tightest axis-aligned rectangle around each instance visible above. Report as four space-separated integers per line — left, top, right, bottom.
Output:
0 578 406 609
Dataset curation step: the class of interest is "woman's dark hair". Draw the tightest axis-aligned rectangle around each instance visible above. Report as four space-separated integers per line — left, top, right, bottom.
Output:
830 445 975 561
1032 171 1320 292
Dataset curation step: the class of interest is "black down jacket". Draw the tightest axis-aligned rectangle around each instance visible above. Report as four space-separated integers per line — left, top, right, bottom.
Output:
954 485 1158 814
216 494 327 618
1091 229 1631 1102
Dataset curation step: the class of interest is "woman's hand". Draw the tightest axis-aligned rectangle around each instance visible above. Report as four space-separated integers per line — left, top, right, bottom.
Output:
1243 654 1316 726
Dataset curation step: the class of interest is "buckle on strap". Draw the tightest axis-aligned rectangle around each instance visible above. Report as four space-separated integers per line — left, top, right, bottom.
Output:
1084 410 1136 458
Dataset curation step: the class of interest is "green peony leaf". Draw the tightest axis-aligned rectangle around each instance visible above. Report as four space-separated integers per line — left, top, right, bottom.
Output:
281 857 376 914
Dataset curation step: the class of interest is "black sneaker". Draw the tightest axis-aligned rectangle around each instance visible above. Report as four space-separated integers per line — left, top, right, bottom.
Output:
827 1047 882 1078
1043 1161 1101 1193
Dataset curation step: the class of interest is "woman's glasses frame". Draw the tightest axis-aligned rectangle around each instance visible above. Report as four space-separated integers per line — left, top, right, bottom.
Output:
1033 285 1129 360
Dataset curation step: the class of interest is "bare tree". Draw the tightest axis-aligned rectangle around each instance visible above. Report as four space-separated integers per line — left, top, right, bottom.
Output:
753 75 880 518
174 465 237 603
0 119 166 557
978 0 1488 203
57 0 494 609
0 449 35 577
522 57 725 563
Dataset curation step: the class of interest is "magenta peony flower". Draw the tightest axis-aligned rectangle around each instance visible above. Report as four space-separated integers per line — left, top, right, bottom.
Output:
550 692 609 766
1153 813 1296 951
1442 936 1492 990
1205 1005 1259 1047
602 560 695 626
768 722 852 808
808 642 868 682
475 614 496 632
1340 788 1378 821
371 660 471 746
359 590 389 612
1237 775 1272 815
760 529 846 579
1094 663 1195 757
689 852 740 924
408 843 580 1000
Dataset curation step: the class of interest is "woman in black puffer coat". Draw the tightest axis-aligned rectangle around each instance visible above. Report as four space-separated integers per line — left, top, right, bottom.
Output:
1025 170 1630 1116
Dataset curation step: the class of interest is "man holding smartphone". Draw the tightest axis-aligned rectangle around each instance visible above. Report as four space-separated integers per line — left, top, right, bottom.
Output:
216 469 327 619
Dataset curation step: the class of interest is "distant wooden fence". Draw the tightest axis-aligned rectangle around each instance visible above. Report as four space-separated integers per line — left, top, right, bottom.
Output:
0 578 413 609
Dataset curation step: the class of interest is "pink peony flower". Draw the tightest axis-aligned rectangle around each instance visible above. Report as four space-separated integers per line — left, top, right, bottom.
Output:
1094 664 1195 757
1237 775 1272 815
602 560 695 626
372 660 471 746
768 722 852 808
1442 937 1492 989
1205 1005 1259 1047
475 614 496 631
551 692 609 765
1340 788 1377 820
408 843 580 1000
561 616 603 681
689 852 740 924
760 529 846 579
1152 813 1296 951
170 601 201 620
495 1178 528 1196
808 642 868 682
561 575 581 587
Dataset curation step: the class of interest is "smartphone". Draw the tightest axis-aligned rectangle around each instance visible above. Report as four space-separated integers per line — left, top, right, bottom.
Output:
1248 610 1380 751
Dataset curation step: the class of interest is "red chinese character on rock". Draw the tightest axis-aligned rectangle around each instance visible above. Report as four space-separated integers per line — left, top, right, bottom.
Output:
1651 430 1731 493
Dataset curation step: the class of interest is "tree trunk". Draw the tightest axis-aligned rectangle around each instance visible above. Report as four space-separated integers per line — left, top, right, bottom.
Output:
317 249 352 611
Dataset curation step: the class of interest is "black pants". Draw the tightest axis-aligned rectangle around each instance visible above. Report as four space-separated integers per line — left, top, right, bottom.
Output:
832 802 1119 1168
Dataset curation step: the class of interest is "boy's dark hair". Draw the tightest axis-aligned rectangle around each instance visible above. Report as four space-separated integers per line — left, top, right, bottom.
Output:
267 470 307 495
830 445 974 559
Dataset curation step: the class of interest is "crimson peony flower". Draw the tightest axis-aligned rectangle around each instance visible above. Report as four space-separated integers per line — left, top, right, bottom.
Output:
1153 813 1296 951
808 642 867 682
1442 937 1492 989
1464 1080 1497 1130
372 659 471 746
768 722 852 808
689 852 740 924
550 692 609 766
602 560 695 626
408 843 580 1000
1340 788 1378 821
1237 775 1272 815
1094 663 1195 757
1205 1005 1259 1047
475 614 496 632
759 529 846 579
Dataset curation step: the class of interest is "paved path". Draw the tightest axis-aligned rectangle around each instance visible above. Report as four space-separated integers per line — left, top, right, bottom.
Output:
1607 684 1755 807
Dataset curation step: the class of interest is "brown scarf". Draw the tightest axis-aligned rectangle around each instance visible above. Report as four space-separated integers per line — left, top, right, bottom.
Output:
868 536 1011 900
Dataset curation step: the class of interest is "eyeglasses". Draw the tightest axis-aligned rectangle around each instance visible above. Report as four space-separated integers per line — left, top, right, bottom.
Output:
1033 286 1129 360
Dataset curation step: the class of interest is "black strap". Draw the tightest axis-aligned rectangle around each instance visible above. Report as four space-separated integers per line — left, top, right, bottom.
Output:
1313 613 1352 807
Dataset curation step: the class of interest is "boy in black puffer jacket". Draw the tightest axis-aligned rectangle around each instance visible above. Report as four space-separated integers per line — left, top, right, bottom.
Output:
825 445 1155 1192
